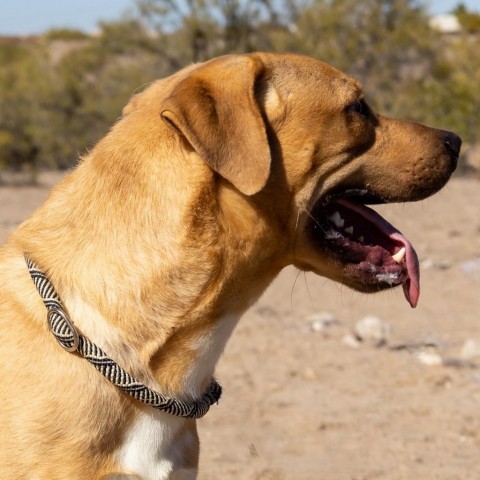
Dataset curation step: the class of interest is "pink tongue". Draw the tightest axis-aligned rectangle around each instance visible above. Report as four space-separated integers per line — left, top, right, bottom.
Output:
337 199 420 308
390 232 420 308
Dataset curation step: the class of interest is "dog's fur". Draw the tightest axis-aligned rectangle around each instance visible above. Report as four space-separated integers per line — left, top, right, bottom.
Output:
0 53 460 479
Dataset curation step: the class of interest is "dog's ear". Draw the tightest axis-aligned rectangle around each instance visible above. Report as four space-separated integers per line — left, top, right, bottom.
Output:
161 56 271 196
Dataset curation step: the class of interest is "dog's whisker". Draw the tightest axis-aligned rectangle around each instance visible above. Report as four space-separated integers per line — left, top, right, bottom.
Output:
133 80 156 95
303 271 316 310
290 268 302 315
293 207 306 256
302 207 320 227
302 207 331 235
295 208 302 233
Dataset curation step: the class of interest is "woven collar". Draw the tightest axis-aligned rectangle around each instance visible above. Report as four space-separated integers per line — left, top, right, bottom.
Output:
25 255 222 419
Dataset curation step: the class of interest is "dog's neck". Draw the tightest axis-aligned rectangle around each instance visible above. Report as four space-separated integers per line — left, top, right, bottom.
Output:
13 148 285 400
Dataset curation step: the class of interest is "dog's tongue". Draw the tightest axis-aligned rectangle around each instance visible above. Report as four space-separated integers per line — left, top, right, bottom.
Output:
390 232 420 308
338 200 420 308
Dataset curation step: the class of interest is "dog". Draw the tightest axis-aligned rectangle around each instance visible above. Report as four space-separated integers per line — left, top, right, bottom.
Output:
0 52 461 479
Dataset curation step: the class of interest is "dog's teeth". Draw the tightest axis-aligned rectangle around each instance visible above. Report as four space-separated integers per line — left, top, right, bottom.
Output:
392 247 406 263
358 236 365 243
344 226 354 235
328 211 344 228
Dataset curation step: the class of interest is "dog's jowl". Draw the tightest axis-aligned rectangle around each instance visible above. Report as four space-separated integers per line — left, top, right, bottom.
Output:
0 53 461 479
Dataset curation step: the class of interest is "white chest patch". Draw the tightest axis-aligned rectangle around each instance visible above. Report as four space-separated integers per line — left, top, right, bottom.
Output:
118 409 197 480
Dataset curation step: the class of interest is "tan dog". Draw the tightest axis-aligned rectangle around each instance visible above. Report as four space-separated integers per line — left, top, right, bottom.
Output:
0 52 460 479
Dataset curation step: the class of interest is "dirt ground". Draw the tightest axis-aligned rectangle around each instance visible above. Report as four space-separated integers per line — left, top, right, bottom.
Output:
1 172 480 480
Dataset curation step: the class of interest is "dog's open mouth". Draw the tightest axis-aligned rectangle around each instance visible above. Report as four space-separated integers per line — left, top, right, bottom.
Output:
308 190 420 308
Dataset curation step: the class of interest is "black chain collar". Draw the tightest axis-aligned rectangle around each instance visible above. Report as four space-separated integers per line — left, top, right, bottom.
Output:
25 255 222 419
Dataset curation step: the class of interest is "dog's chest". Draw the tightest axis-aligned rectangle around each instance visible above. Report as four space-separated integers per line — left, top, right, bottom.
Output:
117 314 242 478
117 409 197 480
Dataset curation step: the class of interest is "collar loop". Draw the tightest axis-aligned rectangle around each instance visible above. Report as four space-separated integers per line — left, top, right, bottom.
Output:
47 307 80 352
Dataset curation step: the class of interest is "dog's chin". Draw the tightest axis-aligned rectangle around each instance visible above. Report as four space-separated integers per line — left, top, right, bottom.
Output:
305 190 420 308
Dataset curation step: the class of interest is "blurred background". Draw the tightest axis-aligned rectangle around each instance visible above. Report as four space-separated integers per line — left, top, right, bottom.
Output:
1 2 480 479
0 0 479 182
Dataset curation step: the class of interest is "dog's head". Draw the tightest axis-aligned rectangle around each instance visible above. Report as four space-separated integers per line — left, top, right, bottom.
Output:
125 52 461 308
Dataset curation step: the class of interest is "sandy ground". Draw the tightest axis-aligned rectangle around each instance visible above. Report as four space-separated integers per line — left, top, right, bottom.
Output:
1 173 480 480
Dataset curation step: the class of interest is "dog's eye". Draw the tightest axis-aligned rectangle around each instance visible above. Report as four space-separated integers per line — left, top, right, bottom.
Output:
347 100 369 118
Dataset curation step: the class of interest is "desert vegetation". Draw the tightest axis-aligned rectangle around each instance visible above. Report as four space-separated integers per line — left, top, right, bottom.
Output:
0 0 479 179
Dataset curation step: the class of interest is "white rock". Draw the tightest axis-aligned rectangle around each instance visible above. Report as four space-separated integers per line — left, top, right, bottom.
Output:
461 339 480 360
342 334 361 349
460 258 480 282
354 316 391 345
416 351 443 366
306 312 338 333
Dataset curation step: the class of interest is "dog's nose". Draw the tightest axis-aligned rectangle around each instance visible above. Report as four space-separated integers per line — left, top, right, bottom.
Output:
443 131 462 172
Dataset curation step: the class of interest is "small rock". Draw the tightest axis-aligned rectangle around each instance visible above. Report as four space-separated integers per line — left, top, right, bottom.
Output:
305 312 338 333
354 316 391 346
342 334 361 349
461 339 480 360
415 351 443 366
302 367 316 380
460 258 480 282
421 258 435 270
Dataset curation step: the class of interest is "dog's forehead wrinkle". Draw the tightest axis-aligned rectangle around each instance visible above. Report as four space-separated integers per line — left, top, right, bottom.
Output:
272 76 361 116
